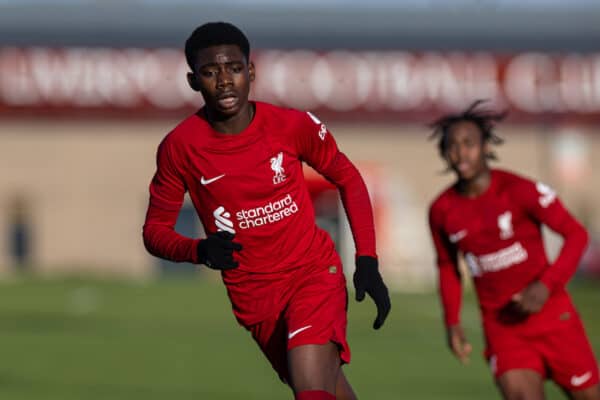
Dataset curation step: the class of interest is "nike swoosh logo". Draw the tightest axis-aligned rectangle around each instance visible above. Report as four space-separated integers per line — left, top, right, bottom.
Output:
571 371 592 387
288 325 312 340
200 174 225 185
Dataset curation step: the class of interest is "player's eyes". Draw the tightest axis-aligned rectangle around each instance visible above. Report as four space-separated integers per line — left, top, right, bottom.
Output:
200 70 217 78
230 65 243 73
447 142 458 151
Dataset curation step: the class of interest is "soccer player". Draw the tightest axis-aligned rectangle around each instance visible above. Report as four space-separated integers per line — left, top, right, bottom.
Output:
142 22 391 400
428 100 600 400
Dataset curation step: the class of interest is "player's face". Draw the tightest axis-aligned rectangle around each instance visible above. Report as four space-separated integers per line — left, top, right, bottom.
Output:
188 44 255 118
444 121 488 181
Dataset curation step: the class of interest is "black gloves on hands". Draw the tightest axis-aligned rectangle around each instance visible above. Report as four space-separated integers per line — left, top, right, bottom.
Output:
197 231 242 270
353 255 391 330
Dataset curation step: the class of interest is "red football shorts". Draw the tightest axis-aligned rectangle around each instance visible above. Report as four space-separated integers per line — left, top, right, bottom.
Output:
244 259 350 382
485 308 599 391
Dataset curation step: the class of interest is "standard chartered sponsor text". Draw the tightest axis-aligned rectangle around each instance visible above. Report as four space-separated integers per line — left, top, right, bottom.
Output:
466 242 528 276
236 194 298 229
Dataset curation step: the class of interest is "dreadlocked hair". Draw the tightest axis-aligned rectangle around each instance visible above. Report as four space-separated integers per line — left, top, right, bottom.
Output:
429 99 506 160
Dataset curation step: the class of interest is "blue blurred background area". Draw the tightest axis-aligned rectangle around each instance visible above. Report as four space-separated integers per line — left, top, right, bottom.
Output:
0 1 599 399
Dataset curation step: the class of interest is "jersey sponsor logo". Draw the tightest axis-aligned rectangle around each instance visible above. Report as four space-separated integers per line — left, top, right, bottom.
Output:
465 242 528 277
307 111 327 140
570 371 592 387
288 325 312 340
200 174 225 185
536 182 556 208
498 211 514 239
270 152 287 185
213 206 235 234
236 193 299 230
449 229 468 243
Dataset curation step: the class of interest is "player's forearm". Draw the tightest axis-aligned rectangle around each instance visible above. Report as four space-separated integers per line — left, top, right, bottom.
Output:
540 222 589 291
323 153 376 257
438 263 462 327
143 222 200 263
143 204 200 263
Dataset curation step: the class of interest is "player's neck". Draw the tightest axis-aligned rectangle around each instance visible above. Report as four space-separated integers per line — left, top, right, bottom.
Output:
457 167 492 198
206 102 255 134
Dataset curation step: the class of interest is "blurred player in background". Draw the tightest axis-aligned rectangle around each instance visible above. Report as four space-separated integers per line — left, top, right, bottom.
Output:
142 22 390 400
427 100 600 400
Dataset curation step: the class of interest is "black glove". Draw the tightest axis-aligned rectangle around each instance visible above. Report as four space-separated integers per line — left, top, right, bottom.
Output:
353 255 391 330
197 231 242 270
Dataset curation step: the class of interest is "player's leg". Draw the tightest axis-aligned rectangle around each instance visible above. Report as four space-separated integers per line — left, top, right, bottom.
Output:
539 312 600 400
486 332 546 400
287 343 358 400
567 384 600 400
286 260 352 399
336 368 358 400
288 342 339 397
496 369 545 400
247 310 292 383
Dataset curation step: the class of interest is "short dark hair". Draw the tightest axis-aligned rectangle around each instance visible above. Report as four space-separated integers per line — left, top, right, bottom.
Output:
184 22 250 70
429 99 506 160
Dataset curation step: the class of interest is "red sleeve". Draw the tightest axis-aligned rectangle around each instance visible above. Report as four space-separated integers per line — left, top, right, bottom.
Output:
518 180 589 292
142 137 201 263
429 203 462 327
295 111 377 258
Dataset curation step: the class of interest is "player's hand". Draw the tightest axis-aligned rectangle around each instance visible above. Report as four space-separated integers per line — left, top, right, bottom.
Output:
511 280 550 314
353 256 391 330
197 231 242 270
447 324 472 365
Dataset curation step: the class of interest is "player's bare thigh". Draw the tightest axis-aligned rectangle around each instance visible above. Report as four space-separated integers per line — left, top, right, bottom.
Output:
496 369 545 400
287 342 358 399
287 342 342 394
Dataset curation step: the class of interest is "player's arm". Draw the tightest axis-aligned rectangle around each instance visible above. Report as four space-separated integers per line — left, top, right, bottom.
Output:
143 138 201 263
518 181 589 299
295 111 390 329
428 205 471 364
142 138 241 269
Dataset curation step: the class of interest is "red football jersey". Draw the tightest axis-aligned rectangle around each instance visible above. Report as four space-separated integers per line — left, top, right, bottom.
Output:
429 169 588 329
143 102 376 324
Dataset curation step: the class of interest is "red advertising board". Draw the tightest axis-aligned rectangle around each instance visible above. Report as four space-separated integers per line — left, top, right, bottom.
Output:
1 47 599 122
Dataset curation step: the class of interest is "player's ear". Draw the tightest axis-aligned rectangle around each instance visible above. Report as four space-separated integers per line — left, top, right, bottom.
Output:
187 72 201 92
248 61 256 82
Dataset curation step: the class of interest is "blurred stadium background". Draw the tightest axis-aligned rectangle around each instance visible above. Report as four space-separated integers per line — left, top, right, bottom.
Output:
0 1 599 399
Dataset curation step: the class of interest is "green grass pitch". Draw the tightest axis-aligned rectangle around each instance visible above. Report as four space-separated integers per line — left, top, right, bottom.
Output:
0 275 598 399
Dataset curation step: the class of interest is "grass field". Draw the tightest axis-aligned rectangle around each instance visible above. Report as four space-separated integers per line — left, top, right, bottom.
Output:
0 275 598 400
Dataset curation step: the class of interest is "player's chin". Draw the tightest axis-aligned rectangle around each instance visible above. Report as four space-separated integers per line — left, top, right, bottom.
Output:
211 103 242 119
452 166 476 181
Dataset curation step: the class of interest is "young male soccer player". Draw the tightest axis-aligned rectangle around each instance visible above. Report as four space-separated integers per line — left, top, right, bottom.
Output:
142 22 391 400
428 100 600 400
